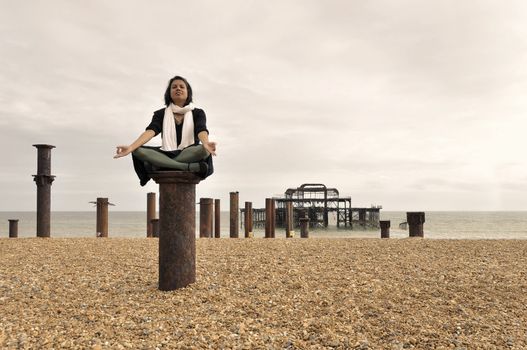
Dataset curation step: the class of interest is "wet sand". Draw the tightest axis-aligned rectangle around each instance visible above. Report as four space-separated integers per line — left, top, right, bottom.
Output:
1 238 526 349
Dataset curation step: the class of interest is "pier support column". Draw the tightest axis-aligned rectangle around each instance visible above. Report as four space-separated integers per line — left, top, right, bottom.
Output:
200 198 213 238
9 219 19 238
96 198 109 237
151 219 159 238
285 201 294 238
265 198 276 238
230 192 239 238
380 220 390 239
33 144 56 238
151 171 201 291
147 192 156 237
299 218 309 238
407 212 425 238
214 199 221 238
244 201 253 238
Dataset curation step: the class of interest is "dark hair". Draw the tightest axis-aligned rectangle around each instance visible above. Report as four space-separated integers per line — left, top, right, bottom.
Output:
164 75 193 106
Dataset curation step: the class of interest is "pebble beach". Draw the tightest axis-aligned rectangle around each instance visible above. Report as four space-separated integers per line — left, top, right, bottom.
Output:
1 237 526 349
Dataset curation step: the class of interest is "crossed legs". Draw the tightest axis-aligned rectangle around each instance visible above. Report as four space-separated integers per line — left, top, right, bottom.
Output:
133 145 209 173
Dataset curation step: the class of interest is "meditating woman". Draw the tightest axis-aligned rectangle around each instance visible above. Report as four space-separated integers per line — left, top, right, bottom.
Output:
114 75 216 186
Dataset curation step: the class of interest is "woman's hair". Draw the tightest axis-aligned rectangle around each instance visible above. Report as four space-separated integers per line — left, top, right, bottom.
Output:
164 75 193 106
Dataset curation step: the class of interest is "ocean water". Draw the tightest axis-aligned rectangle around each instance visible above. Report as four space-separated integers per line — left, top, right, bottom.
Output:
1 211 527 239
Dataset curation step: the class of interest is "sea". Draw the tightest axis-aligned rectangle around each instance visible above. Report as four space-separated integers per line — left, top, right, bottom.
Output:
1 211 527 239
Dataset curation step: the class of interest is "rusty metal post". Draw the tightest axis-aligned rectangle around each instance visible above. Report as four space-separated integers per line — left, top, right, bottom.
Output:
151 219 159 238
407 212 425 237
199 198 213 238
150 171 201 291
380 220 390 239
299 218 309 238
147 192 156 237
96 197 109 237
271 198 276 238
214 199 221 238
244 201 253 238
285 201 295 238
248 202 253 237
33 144 55 238
265 198 272 238
9 219 19 238
230 192 239 238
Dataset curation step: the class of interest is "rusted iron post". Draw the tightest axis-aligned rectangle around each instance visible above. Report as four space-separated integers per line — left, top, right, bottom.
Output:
9 219 19 238
151 219 159 238
299 218 309 238
407 212 425 238
214 199 221 238
230 192 239 238
285 201 294 238
265 198 276 238
199 198 213 238
248 202 253 237
147 192 156 237
96 197 109 237
244 201 253 238
33 144 55 237
271 198 276 238
380 220 390 239
150 171 201 291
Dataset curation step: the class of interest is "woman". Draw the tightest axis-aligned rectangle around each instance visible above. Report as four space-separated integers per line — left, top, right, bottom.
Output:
114 75 216 186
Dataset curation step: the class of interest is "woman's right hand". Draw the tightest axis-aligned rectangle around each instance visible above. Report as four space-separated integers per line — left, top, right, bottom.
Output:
114 145 132 159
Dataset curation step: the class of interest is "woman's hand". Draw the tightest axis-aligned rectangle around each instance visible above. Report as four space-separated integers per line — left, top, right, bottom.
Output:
114 145 132 159
203 141 217 156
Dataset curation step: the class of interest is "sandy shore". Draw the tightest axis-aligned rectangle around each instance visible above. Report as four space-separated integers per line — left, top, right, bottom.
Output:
1 238 526 349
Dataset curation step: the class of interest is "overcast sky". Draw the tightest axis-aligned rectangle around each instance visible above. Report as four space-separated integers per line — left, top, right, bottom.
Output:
1 0 526 211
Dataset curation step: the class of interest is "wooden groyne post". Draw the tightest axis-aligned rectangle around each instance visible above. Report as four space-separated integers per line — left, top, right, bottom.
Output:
230 192 239 238
150 171 201 291
9 219 19 238
33 144 55 237
299 217 309 238
147 192 156 237
265 198 276 238
407 212 425 237
199 198 214 238
380 220 390 238
214 199 221 238
244 201 253 238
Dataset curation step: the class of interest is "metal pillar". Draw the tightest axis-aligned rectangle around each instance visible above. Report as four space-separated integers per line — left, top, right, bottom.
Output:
9 219 19 238
244 201 253 238
230 192 239 238
299 218 309 238
150 171 201 291
285 201 294 238
380 220 390 239
199 198 213 238
265 198 276 238
147 192 156 237
407 212 425 238
33 144 55 237
151 219 159 238
96 198 109 237
214 199 221 238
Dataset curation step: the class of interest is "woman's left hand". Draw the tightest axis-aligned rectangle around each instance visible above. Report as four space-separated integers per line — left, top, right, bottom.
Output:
203 141 217 156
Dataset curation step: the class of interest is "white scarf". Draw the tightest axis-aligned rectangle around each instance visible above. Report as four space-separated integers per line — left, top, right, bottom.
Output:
161 103 195 151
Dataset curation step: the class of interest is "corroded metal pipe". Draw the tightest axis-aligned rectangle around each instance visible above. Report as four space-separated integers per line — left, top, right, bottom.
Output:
265 198 276 238
33 144 55 238
214 199 221 238
199 198 213 238
151 219 159 238
271 198 276 238
244 201 253 238
151 171 201 291
96 197 109 237
230 192 239 238
380 220 390 239
285 201 294 238
299 217 309 238
407 212 425 238
147 192 156 238
9 219 19 238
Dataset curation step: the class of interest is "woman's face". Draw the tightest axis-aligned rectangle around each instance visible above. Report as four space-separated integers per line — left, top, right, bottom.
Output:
170 79 188 105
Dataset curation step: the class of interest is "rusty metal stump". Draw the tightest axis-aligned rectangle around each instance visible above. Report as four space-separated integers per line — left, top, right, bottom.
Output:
9 219 19 238
214 199 221 238
230 192 239 238
150 171 201 291
380 220 390 238
147 192 157 237
151 219 160 238
199 198 213 238
299 218 309 238
33 144 56 237
96 197 109 237
407 212 425 238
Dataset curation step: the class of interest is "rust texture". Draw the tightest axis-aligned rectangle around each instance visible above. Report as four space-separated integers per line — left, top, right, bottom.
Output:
146 192 156 238
380 220 391 239
199 198 214 238
265 198 276 238
244 201 253 238
9 219 19 238
214 199 221 238
151 219 159 238
150 171 201 291
96 198 109 237
299 217 309 238
407 212 425 238
271 198 276 238
230 192 239 238
285 201 294 238
33 144 55 238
